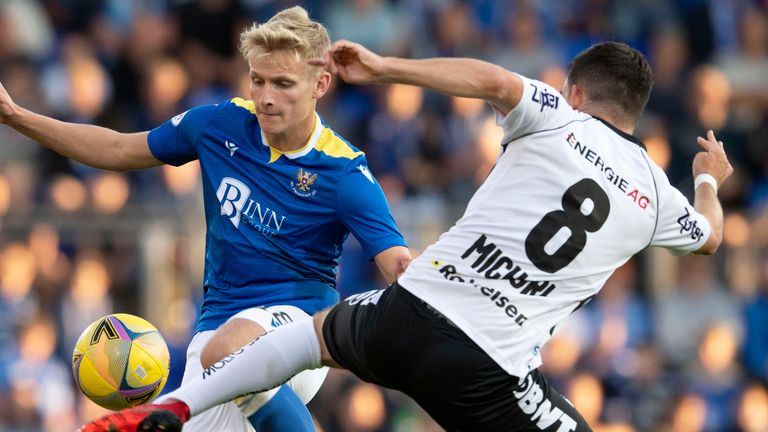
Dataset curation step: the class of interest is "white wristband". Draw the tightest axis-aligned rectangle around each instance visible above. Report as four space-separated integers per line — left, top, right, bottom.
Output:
694 173 718 193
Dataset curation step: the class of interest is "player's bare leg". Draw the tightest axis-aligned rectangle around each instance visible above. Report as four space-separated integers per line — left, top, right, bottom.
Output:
313 309 341 367
197 310 325 431
200 318 267 369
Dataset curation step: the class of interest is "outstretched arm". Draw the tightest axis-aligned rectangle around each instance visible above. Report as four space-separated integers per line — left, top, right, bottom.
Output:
0 82 161 171
311 40 524 115
692 130 733 255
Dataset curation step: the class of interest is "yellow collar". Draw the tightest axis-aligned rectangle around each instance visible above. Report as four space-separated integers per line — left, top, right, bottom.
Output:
261 113 323 163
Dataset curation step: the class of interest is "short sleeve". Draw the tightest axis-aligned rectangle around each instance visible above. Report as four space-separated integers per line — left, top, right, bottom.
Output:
336 158 407 259
495 74 579 144
650 171 711 255
148 104 221 166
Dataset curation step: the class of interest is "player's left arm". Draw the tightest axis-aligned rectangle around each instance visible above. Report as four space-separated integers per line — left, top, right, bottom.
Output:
336 159 410 283
691 130 733 255
650 130 732 256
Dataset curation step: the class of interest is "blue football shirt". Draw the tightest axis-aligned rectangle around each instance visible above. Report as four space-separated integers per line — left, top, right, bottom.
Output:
148 98 406 332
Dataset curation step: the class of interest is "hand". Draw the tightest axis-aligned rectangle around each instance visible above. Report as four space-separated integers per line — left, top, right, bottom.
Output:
0 81 19 125
309 40 384 85
692 130 733 187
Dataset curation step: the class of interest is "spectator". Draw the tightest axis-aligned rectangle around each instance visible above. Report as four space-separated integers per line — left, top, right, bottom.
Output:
735 382 768 432
7 318 76 432
685 322 744 430
654 255 743 368
743 256 768 382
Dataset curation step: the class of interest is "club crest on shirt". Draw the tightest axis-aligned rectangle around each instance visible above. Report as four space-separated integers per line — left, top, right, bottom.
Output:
291 168 318 197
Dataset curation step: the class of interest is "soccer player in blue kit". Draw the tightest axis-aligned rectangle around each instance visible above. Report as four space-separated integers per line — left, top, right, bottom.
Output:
0 7 410 432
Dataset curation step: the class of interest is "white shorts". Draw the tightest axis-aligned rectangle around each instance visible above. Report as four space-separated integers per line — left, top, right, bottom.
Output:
178 305 329 432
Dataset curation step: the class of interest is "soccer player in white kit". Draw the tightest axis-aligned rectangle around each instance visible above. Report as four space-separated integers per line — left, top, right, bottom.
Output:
81 41 733 432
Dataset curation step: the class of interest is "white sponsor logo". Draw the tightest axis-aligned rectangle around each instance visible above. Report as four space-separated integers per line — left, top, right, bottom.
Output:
345 289 384 306
513 375 577 432
216 177 288 235
225 140 239 156
357 164 374 184
171 110 188 126
217 177 251 228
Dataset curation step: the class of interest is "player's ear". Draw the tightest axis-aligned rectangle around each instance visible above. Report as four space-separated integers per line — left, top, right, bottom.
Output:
566 83 587 109
313 71 332 99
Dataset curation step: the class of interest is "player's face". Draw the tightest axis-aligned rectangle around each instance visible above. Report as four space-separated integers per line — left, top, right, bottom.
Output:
247 50 330 136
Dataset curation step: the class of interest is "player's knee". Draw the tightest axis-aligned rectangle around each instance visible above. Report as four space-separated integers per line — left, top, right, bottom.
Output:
313 310 338 367
199 340 225 370
200 319 266 369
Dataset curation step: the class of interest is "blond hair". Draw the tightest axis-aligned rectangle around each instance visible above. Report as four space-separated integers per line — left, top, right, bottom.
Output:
239 6 330 67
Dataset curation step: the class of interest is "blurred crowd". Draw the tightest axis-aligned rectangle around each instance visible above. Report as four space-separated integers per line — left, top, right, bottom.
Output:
0 0 767 431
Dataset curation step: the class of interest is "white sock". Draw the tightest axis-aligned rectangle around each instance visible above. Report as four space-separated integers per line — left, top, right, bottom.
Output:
161 317 322 416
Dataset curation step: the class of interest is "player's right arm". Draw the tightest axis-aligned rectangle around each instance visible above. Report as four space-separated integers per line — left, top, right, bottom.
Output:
0 81 161 171
313 40 523 115
691 130 733 255
336 157 410 283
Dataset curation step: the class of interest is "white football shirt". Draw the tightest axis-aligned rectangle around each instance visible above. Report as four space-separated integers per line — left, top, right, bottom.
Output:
399 74 711 378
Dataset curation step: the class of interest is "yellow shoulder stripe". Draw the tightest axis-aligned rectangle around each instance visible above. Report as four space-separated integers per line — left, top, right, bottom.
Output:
231 97 256 114
314 129 364 160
